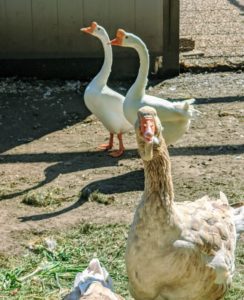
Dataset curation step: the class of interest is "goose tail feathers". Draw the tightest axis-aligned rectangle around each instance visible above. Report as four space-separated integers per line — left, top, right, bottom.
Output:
174 98 201 119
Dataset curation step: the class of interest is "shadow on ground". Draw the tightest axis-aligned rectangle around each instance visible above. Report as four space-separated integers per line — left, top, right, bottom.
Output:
0 82 90 153
16 142 244 222
1 143 243 202
228 0 244 12
18 169 144 222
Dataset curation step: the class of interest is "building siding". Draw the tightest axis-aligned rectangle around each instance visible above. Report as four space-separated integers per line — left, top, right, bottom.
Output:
0 0 164 59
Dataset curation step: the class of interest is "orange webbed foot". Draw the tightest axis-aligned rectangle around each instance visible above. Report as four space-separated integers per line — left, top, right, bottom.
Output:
97 143 113 151
108 149 124 158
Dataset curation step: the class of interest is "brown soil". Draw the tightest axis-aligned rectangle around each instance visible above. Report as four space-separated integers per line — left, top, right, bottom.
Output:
180 0 244 69
0 71 243 255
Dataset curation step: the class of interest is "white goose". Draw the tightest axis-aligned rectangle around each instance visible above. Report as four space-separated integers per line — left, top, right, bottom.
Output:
81 22 132 157
110 29 199 145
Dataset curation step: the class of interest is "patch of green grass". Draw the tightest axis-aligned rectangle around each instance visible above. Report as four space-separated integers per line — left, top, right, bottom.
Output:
225 241 244 300
0 224 243 300
81 188 115 205
0 224 129 299
88 190 115 205
0 253 11 269
22 187 66 207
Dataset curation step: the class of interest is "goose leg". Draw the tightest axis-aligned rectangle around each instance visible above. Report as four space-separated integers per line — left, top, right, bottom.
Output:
109 133 125 157
97 133 114 150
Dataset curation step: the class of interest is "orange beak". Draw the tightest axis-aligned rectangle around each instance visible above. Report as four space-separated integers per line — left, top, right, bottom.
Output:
109 29 126 46
140 116 156 143
81 21 97 34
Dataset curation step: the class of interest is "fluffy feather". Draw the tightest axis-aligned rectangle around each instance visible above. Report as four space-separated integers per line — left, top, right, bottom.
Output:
126 106 238 300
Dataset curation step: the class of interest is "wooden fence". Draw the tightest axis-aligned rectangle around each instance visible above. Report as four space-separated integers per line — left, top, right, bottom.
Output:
0 0 179 78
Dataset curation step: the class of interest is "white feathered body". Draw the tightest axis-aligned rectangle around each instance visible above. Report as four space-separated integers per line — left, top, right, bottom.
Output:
84 82 132 134
124 93 197 145
117 30 199 145
83 24 132 136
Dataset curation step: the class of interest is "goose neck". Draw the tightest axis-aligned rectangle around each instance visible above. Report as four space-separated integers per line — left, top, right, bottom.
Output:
130 41 149 97
93 38 112 88
143 143 174 216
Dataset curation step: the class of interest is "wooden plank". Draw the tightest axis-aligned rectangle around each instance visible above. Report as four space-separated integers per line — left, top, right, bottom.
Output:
57 0 83 56
0 0 175 74
81 0 135 56
32 0 59 57
0 0 6 55
108 0 135 33
83 0 109 26
82 0 110 55
106 0 136 59
135 0 163 53
160 0 179 77
3 0 32 56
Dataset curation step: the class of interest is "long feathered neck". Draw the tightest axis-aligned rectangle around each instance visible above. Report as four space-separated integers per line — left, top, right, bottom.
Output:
92 34 112 88
127 36 149 99
142 138 174 216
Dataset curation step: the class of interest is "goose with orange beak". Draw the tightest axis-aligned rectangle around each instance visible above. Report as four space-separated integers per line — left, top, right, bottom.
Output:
110 29 200 146
80 22 132 157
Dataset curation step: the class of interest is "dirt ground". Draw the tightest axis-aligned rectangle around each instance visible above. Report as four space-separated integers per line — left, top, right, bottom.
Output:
180 0 244 69
0 71 243 255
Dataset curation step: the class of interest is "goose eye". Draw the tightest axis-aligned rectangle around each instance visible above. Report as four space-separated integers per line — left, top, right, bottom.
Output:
125 36 128 39
97 28 101 31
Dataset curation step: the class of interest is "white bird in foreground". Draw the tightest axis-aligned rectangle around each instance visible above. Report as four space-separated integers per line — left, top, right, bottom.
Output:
125 106 243 300
110 29 200 145
64 258 124 300
81 22 132 157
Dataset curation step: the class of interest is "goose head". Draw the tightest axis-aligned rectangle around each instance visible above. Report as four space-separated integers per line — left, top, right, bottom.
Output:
81 21 109 40
135 106 163 161
73 258 113 294
109 29 141 48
